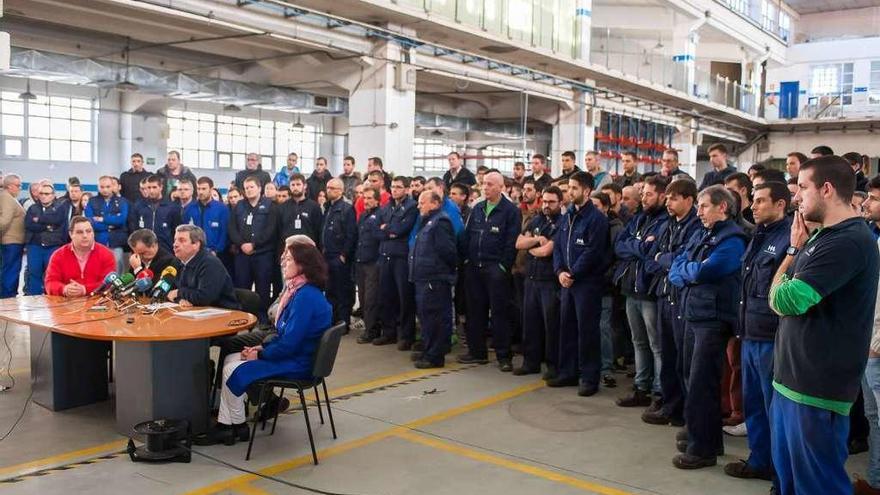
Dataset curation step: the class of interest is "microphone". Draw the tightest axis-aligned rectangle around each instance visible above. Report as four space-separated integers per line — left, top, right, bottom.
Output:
123 277 153 297
150 266 178 302
116 272 140 294
137 268 154 282
90 272 119 296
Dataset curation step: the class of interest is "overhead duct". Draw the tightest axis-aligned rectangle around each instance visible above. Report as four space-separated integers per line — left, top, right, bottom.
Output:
3 48 347 114
415 112 550 141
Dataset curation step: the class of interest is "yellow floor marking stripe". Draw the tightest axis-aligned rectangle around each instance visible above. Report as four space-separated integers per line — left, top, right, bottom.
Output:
326 363 463 399
396 430 636 495
230 483 273 495
184 380 544 495
0 439 128 478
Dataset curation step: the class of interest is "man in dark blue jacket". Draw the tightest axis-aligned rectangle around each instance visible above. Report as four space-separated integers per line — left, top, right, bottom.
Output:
354 188 383 344
168 225 239 310
669 185 748 469
373 176 419 349
458 171 522 372
698 143 738 191
183 177 229 255
723 181 790 482
276 174 323 247
233 153 272 192
130 174 181 252
514 186 563 376
642 178 701 427
322 178 357 331
409 191 457 369
24 183 67 295
614 175 669 408
228 176 277 321
550 172 610 396
85 175 130 271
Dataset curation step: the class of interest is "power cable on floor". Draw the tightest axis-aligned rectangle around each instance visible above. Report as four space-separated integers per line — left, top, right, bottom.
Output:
1 321 15 391
0 329 49 443
176 441 379 495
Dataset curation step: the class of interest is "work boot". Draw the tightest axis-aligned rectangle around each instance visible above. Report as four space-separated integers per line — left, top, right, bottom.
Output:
412 340 425 352
456 353 489 365
193 424 236 446
542 366 558 381
602 374 617 388
397 339 413 351
356 333 376 344
414 359 444 369
641 409 685 427
513 365 541 376
372 335 397 346
578 383 599 397
677 440 724 456
646 396 663 413
410 351 423 362
498 359 513 372
672 453 716 470
545 376 579 388
615 389 652 407
723 460 772 481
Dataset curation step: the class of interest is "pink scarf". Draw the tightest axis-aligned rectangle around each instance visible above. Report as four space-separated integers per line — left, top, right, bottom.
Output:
275 274 308 325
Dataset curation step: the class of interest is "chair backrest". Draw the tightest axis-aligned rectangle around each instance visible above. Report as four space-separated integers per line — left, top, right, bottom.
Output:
311 322 346 379
234 288 262 318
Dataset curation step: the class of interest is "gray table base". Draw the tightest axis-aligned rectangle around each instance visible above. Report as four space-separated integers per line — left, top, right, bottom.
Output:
30 327 110 411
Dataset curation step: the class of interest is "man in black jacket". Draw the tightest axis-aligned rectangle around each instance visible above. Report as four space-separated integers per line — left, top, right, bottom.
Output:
698 144 737 191
306 157 333 201
322 178 357 331
167 225 239 310
276 173 323 247
156 150 198 200
409 190 457 369
127 229 176 279
228 176 277 320
443 151 476 191
119 153 151 204
234 153 272 192
355 188 383 344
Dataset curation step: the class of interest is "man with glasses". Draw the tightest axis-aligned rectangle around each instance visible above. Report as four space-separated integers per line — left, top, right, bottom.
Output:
24 184 66 295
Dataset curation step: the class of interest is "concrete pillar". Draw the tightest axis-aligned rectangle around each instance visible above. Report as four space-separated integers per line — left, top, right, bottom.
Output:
672 119 698 178
348 34 416 178
576 0 592 61
672 23 699 95
550 93 594 176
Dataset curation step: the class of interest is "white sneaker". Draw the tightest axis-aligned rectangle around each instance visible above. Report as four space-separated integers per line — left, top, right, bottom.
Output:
723 422 748 437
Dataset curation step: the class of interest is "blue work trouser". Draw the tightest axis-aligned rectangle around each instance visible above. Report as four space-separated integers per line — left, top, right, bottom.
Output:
770 390 850 495
325 256 355 328
414 281 452 365
682 321 726 458
0 244 23 298
25 244 59 296
742 339 775 475
379 256 416 341
233 250 274 322
521 279 559 371
557 280 603 388
464 263 512 361
657 297 685 420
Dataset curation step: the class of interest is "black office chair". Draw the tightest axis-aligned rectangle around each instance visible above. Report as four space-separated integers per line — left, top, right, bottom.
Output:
245 322 346 463
234 288 263 321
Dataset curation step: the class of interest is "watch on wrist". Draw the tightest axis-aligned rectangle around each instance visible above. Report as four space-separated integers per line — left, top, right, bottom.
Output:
786 245 799 256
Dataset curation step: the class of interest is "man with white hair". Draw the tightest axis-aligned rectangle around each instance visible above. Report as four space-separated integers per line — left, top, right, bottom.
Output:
0 174 25 297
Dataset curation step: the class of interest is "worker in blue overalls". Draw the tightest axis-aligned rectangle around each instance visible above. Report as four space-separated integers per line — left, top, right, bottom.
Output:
550 171 610 396
373 176 419 350
85 175 130 272
24 183 67 295
321 178 357 332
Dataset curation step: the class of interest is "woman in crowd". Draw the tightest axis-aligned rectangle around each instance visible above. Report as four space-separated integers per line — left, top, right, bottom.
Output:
195 241 333 446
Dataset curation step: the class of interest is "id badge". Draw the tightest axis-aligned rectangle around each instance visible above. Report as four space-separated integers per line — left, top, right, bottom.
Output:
294 217 302 230
246 213 253 226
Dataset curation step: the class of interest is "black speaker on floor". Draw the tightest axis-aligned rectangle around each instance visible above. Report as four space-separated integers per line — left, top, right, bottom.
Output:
127 419 192 463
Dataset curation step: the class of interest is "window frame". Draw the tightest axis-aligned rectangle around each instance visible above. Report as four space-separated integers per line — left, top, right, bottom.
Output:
0 90 97 163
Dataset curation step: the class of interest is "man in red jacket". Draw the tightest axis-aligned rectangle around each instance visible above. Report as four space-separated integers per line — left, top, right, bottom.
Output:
45 216 117 297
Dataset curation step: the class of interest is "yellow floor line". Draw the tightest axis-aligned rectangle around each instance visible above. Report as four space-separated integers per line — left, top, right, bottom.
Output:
0 439 128 478
184 381 544 495
396 430 636 495
326 363 463 399
229 483 273 495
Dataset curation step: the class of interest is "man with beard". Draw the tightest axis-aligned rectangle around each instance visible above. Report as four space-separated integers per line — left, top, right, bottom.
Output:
306 157 333 202
277 173 323 246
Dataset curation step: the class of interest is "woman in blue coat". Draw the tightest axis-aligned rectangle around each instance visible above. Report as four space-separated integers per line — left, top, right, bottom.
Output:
196 242 332 446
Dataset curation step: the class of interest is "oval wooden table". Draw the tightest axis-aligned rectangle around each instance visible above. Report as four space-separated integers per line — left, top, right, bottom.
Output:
0 295 256 435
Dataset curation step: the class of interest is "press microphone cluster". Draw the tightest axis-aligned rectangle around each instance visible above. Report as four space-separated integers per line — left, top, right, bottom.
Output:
95 272 135 304
150 266 178 303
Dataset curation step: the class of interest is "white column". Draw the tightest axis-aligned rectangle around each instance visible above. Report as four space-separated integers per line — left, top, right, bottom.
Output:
551 93 595 176
576 0 592 61
347 36 416 178
672 23 699 95
672 119 698 178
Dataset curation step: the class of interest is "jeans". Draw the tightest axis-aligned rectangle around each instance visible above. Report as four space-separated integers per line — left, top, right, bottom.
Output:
0 244 23 298
625 297 661 393
599 296 614 373
771 391 850 495
863 357 880 488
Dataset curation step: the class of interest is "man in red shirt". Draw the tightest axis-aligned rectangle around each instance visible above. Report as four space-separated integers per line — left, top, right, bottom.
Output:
45 216 117 297
354 170 391 219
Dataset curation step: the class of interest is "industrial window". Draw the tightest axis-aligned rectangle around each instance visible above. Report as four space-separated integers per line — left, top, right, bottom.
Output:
809 63 854 105
726 0 748 15
761 1 778 32
167 110 320 172
0 91 95 162
412 137 448 174
870 61 880 105
778 11 791 41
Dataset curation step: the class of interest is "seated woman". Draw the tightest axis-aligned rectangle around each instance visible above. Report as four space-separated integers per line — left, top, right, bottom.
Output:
196 242 332 446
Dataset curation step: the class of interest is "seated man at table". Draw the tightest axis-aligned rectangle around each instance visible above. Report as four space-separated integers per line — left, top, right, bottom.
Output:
195 241 332 446
167 224 239 310
127 229 176 279
44 216 117 297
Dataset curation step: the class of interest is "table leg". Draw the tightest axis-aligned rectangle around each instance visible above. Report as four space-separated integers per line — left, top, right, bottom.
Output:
114 338 210 436
30 327 110 411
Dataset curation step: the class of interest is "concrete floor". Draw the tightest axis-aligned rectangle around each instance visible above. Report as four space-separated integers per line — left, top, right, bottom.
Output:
0 320 868 495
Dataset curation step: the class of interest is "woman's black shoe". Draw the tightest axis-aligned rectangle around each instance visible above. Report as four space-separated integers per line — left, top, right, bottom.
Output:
257 395 291 423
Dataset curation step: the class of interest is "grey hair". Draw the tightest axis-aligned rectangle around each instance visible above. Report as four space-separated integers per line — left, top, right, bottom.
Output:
175 224 206 248
128 229 158 248
2 174 21 187
285 235 316 248
698 185 737 219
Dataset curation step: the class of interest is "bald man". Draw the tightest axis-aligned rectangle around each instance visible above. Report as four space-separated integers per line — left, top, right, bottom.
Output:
458 171 522 372
321 178 357 331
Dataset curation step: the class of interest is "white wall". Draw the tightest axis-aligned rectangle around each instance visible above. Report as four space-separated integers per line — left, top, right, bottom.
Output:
736 131 880 170
795 7 880 43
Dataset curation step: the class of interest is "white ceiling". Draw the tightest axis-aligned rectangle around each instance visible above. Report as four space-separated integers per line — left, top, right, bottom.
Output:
785 0 880 14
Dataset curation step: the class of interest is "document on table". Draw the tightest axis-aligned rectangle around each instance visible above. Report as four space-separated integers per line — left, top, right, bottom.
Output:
175 308 232 319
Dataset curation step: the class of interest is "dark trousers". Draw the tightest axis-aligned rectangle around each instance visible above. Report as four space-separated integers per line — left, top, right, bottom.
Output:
521 279 559 370
682 321 727 458
510 273 525 346
742 339 775 473
326 256 354 327
355 262 381 338
722 336 744 421
557 281 603 387
771 391 851 495
657 297 685 420
379 256 416 341
25 244 59 295
851 389 870 444
414 281 452 364
0 244 23 298
233 251 273 321
464 263 512 361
